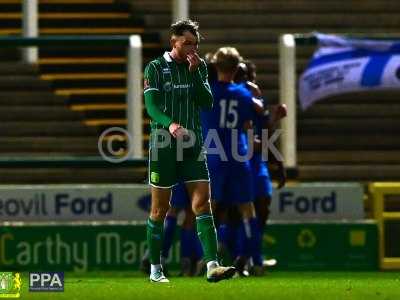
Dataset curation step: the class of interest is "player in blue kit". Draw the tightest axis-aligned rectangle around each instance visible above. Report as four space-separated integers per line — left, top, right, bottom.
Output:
235 60 287 274
201 47 264 276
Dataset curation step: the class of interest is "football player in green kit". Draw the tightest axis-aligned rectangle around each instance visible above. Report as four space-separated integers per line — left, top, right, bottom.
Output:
143 19 235 283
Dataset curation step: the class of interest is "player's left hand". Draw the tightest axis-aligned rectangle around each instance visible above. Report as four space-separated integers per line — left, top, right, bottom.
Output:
175 126 189 139
187 51 201 72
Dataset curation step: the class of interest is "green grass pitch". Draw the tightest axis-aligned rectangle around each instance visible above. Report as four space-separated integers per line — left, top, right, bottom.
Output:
19 271 400 300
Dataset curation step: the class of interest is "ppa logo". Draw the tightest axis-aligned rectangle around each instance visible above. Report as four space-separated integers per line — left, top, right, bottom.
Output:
29 272 64 292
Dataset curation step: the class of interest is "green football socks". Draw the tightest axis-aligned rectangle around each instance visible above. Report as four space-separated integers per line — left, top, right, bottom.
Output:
196 214 218 263
147 218 164 264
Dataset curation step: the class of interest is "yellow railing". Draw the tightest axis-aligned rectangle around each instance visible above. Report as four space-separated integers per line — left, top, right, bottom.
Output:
369 182 400 270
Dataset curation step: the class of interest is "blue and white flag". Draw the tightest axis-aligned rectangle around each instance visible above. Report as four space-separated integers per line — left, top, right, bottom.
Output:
299 33 400 109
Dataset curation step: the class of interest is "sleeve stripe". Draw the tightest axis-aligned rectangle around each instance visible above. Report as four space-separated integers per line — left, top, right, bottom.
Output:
144 88 159 94
150 62 160 87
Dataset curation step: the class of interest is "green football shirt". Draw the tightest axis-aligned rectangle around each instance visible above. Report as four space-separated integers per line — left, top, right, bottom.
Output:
144 51 213 151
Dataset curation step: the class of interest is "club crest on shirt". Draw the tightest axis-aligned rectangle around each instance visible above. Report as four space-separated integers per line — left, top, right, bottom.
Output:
163 81 172 92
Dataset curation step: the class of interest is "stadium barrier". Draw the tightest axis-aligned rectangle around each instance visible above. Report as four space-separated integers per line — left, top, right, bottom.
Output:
0 221 377 272
22 0 38 63
172 0 189 23
0 35 143 159
279 34 316 169
369 182 400 270
0 182 377 271
21 0 187 59
0 183 364 222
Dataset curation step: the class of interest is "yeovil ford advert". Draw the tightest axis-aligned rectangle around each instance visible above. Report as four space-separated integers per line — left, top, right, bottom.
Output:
0 185 150 221
0 183 364 222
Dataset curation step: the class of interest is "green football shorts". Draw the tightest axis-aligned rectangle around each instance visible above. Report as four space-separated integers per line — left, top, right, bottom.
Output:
148 145 210 188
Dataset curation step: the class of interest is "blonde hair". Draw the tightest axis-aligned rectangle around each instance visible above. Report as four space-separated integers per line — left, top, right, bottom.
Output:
213 47 242 73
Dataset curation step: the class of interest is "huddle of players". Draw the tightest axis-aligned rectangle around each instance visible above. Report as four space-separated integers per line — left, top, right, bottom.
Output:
142 47 286 277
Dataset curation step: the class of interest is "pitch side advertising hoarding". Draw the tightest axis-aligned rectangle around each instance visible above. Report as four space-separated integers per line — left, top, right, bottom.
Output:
0 183 364 221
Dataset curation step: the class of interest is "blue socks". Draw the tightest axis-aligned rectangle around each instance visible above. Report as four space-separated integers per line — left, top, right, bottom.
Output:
161 214 205 262
193 229 204 260
181 228 204 259
235 221 247 258
235 217 262 265
217 223 230 248
249 217 263 266
180 228 193 258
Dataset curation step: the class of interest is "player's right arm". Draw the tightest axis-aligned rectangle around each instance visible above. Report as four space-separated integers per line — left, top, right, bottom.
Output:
144 62 173 128
192 59 213 110
144 62 188 138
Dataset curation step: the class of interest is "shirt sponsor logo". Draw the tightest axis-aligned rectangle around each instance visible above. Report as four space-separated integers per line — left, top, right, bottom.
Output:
173 84 192 89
